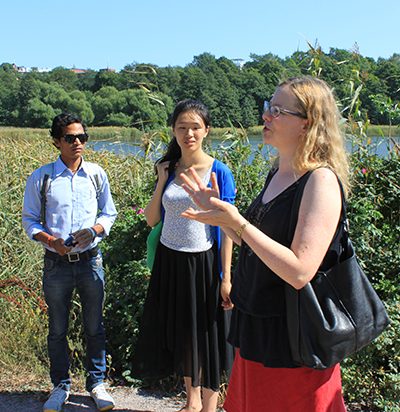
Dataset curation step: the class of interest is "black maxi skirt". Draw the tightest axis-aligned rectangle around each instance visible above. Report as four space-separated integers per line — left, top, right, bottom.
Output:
131 242 233 391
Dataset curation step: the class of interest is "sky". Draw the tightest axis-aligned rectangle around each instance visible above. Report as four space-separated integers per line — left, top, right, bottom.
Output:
1 0 399 71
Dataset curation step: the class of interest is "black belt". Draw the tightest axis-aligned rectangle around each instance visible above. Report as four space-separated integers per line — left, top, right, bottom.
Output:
45 247 99 263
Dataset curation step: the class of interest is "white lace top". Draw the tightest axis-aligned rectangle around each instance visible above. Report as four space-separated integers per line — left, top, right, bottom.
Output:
160 168 213 252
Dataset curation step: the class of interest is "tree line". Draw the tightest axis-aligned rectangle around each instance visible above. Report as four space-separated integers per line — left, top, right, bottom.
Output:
1 47 399 130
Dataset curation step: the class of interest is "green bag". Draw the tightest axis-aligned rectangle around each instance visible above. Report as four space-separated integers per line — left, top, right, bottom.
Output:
146 221 163 270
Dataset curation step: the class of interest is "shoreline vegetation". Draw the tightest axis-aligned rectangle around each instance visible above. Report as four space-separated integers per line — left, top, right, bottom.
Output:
0 124 399 141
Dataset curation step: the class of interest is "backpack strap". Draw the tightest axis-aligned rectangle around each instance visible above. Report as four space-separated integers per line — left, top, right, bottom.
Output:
86 163 101 201
88 172 101 200
39 163 55 226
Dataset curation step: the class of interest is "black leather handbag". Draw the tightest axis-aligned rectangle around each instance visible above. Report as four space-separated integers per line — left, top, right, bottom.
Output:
285 173 390 369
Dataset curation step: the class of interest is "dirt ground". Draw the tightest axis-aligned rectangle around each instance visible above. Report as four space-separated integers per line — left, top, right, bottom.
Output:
0 387 185 412
0 388 370 412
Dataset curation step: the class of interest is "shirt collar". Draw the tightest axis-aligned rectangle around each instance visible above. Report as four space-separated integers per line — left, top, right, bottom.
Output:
54 156 88 176
79 158 91 175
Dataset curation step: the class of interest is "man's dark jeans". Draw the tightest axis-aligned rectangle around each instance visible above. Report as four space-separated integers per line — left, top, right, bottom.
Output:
43 251 106 392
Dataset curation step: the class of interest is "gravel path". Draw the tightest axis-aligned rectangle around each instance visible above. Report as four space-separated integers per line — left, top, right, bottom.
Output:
0 387 186 412
0 387 365 411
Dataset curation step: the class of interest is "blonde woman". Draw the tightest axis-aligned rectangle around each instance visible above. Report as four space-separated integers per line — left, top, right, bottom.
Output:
180 77 349 411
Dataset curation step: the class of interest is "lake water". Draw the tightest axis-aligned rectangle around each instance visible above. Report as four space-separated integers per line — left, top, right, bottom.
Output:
88 135 399 160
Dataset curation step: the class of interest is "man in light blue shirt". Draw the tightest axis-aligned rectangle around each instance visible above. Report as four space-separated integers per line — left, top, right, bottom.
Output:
22 113 117 412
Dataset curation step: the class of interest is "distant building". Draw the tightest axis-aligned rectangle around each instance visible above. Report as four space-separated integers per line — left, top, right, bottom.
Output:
70 68 88 74
14 65 29 73
70 67 116 74
13 64 51 73
35 67 51 73
10 64 116 74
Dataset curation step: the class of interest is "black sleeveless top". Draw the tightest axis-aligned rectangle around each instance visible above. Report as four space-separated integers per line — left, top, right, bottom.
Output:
228 170 344 367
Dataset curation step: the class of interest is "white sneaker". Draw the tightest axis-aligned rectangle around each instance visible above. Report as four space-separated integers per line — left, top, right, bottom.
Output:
43 384 70 412
90 383 115 411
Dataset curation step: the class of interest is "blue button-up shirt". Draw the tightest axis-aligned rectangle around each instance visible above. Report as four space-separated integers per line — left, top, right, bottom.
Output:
22 156 117 252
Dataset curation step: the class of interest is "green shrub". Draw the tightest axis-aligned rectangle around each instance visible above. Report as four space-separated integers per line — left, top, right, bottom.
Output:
104 260 150 380
342 302 400 411
347 151 400 298
339 143 400 410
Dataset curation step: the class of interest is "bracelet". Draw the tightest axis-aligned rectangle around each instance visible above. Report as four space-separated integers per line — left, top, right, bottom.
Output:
88 227 97 240
235 221 249 239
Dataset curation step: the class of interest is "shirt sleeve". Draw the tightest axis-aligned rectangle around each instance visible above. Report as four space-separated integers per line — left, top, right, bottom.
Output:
212 160 236 277
22 170 47 240
215 160 236 204
95 166 118 236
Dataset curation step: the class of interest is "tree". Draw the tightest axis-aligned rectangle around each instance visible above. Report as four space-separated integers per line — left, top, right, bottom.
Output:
24 98 56 127
103 112 132 127
17 75 42 126
359 74 388 123
176 66 210 103
0 62 16 73
93 70 125 92
375 56 400 101
0 66 19 125
91 86 124 124
0 48 399 128
120 63 158 93
238 69 270 125
246 53 286 98
370 94 400 127
156 66 183 100
76 70 97 92
122 89 172 129
46 67 78 91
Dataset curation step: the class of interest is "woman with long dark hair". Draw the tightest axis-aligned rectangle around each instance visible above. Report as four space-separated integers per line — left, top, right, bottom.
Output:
132 99 236 412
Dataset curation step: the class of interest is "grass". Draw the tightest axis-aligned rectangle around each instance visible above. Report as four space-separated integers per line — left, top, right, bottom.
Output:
0 131 55 390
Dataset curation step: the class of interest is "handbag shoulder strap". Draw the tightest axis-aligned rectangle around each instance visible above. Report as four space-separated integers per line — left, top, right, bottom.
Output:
287 169 352 260
336 178 355 260
287 170 313 244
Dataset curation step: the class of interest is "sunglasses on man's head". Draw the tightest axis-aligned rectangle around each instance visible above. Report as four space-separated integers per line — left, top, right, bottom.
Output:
63 133 89 144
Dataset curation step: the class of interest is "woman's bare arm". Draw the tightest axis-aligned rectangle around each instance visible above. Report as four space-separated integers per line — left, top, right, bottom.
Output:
182 168 341 289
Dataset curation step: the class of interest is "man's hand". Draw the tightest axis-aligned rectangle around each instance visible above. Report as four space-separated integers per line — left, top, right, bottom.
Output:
50 237 72 256
71 228 96 249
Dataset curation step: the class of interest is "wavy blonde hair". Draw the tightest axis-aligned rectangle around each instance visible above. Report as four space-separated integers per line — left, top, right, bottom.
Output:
279 76 350 196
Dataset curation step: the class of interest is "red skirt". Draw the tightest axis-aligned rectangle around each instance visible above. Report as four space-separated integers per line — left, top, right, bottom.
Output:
224 351 346 412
